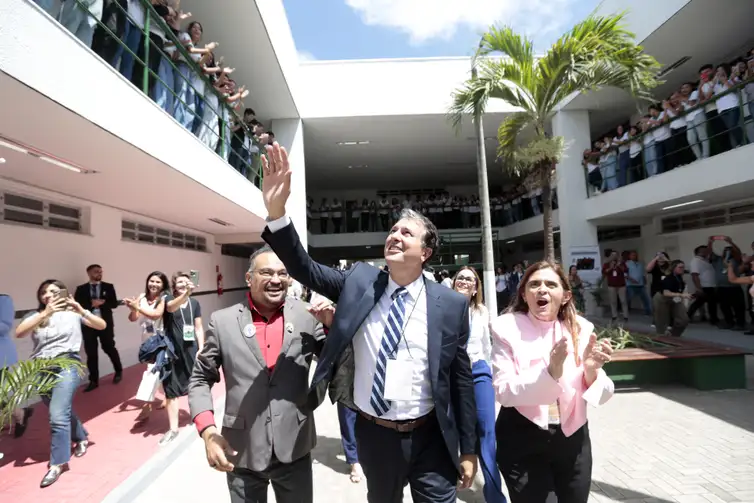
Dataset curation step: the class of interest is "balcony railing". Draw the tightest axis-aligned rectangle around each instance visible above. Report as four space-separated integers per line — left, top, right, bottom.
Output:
584 75 754 197
32 0 263 188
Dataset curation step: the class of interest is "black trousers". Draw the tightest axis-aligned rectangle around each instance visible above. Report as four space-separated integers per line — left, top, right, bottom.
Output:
687 286 719 324
82 327 122 383
496 407 592 503
718 286 746 327
227 453 312 503
355 412 457 503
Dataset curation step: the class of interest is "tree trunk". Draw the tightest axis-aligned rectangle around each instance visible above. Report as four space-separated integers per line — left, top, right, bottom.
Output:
472 68 498 316
542 177 555 263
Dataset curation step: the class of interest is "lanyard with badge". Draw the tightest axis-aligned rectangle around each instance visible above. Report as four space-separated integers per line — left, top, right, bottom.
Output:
383 281 425 403
179 300 195 341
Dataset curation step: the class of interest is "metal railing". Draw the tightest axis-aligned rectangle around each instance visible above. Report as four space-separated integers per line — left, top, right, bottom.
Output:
584 74 754 197
34 0 264 188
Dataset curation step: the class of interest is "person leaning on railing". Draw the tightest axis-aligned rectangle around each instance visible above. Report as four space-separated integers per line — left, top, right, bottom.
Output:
712 63 744 149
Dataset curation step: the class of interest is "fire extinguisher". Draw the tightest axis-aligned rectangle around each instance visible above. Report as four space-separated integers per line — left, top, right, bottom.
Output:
216 265 224 296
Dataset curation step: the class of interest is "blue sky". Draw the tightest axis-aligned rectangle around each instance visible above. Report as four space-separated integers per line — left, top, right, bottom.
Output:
283 0 602 61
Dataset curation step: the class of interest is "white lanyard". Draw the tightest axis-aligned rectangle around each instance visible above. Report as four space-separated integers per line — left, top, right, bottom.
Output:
179 299 194 327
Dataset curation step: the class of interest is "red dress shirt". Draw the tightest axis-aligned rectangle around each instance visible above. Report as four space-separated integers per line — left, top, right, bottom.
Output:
193 293 286 436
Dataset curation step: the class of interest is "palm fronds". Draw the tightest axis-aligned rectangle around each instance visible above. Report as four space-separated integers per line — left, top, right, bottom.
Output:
0 356 84 428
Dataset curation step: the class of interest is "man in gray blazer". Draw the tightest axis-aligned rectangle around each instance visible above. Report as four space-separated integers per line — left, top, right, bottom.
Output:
188 246 327 503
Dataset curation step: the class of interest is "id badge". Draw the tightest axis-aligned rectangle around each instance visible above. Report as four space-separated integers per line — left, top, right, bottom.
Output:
383 359 413 402
612 271 618 277
182 325 196 342
673 296 683 304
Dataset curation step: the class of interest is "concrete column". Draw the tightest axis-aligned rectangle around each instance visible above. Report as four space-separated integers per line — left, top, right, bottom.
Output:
552 110 601 315
270 118 308 248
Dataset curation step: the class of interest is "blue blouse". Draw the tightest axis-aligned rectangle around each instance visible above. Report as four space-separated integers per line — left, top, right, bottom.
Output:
0 295 18 369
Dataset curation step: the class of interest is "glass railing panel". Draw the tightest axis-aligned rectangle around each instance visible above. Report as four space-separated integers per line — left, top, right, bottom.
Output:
584 75 754 197
33 0 264 189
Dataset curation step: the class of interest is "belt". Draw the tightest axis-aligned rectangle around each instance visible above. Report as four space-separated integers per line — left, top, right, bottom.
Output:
358 411 431 433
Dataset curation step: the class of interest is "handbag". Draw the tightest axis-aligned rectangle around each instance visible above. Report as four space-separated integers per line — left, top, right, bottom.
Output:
135 364 160 402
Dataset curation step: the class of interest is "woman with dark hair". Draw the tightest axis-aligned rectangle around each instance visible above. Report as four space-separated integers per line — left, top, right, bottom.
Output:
15 280 107 487
160 271 203 446
125 271 171 423
652 260 692 337
452 266 506 503
491 262 614 503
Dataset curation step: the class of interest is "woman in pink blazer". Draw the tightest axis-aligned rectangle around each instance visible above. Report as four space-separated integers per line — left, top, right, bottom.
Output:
490 261 614 503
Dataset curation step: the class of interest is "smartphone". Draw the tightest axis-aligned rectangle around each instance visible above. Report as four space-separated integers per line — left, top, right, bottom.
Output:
56 288 69 300
189 270 200 288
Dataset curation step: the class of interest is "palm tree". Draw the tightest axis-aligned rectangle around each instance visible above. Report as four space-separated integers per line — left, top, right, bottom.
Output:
449 12 660 261
0 357 84 430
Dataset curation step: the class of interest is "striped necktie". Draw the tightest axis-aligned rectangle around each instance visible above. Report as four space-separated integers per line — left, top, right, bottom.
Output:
370 287 409 417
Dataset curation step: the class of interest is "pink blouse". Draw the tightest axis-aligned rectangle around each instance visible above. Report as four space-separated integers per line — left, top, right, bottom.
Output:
490 312 614 437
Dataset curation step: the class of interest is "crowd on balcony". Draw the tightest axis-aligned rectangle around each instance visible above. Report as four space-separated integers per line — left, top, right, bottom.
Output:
583 50 754 195
32 0 271 184
307 188 559 235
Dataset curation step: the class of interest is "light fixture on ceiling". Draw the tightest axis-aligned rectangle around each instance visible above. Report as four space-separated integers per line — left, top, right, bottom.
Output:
0 158 5 164
658 56 691 78
662 199 703 211
37 155 82 173
208 217 232 227
337 140 370 146
0 135 95 174
365 246 372 249
506 239 515 244
347 164 368 169
0 139 29 154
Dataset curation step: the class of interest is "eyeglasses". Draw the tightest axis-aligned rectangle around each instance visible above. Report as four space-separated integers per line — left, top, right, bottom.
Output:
455 276 476 284
255 269 290 280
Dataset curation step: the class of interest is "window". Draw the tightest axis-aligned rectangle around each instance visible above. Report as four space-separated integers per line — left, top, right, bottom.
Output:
598 226 642 242
122 219 208 252
0 191 82 232
661 204 754 233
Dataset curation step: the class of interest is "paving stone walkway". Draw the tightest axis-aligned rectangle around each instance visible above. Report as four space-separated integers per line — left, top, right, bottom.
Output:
119 378 754 503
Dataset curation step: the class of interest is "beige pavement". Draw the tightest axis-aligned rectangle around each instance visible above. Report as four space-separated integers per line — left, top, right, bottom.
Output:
126 375 754 503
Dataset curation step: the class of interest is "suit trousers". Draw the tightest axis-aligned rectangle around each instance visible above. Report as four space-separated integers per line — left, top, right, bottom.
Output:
227 453 312 503
355 411 457 503
496 407 592 503
82 326 122 383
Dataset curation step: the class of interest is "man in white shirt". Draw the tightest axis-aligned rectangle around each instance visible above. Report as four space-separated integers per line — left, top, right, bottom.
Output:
687 244 719 325
259 143 477 503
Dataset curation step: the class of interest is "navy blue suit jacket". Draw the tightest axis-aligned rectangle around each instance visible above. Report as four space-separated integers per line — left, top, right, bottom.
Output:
262 221 477 467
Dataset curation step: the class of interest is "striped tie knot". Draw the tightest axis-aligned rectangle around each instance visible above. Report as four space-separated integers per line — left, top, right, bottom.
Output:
391 287 408 301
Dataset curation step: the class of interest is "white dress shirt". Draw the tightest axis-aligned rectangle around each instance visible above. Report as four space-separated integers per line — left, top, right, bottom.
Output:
266 215 433 420
466 306 491 365
352 274 433 420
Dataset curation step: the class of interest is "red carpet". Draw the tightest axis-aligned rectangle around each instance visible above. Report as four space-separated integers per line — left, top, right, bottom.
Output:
0 364 225 502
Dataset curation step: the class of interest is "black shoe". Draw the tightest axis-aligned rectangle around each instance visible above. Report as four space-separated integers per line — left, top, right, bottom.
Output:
83 382 99 393
13 407 34 438
40 464 66 488
73 440 89 458
113 372 122 384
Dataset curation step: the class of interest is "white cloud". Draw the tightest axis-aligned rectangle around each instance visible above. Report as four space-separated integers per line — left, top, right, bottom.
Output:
344 0 575 46
297 50 318 62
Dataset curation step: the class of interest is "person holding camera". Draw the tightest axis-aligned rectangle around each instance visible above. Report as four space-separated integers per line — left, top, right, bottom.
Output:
652 261 692 337
601 251 629 322
15 280 107 487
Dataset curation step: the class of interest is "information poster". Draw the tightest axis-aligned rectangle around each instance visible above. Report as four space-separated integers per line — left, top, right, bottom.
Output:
568 245 602 287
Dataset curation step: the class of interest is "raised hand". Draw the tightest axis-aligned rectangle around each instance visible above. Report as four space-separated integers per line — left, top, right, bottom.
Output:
548 336 568 380
307 299 335 328
583 333 613 374
261 142 291 220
